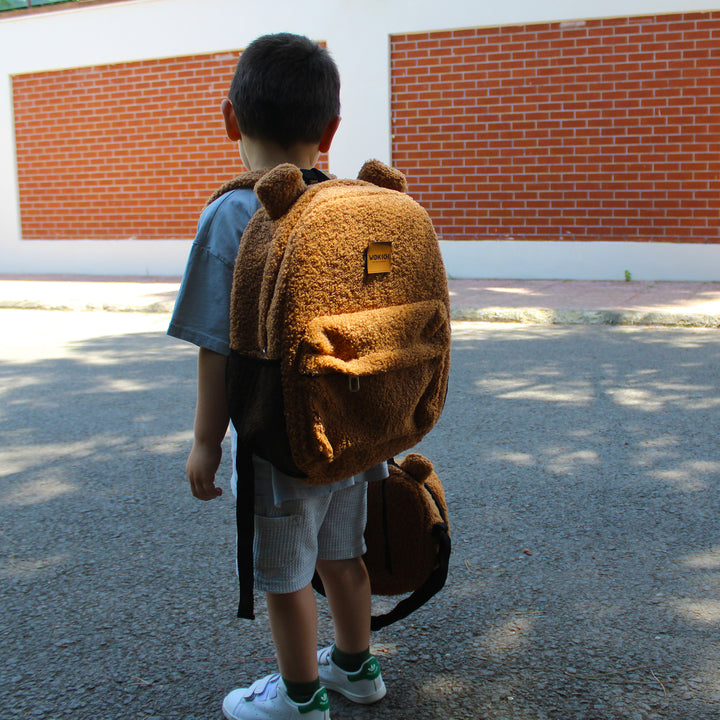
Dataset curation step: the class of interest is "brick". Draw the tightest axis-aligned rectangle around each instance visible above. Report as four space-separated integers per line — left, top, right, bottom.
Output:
14 49 242 239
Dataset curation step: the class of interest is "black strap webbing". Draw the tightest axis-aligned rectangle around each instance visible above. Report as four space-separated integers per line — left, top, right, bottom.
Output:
227 166 328 621
370 522 450 631
301 168 331 185
235 443 255 619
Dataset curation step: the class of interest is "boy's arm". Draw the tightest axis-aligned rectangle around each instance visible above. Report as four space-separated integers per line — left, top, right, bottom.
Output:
186 347 229 500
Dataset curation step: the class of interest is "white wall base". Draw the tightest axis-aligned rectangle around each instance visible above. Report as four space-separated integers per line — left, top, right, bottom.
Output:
440 240 720 282
3 238 719 281
0 240 191 277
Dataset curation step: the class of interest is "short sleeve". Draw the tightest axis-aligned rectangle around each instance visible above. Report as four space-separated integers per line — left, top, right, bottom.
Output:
167 189 260 356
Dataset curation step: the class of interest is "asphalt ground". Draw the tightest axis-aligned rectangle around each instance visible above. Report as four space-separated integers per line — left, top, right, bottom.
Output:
1 284 720 719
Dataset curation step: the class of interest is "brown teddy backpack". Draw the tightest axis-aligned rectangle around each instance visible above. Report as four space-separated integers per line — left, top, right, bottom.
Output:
213 160 451 618
225 160 450 483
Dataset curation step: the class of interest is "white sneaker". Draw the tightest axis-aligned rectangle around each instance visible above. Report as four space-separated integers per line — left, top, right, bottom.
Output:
222 673 330 720
317 646 386 705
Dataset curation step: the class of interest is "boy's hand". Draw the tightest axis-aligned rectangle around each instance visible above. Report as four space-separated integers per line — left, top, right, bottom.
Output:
187 347 229 501
186 441 224 500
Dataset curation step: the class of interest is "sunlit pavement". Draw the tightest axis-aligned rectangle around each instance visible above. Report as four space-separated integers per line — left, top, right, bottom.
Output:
2 275 720 325
3 313 720 719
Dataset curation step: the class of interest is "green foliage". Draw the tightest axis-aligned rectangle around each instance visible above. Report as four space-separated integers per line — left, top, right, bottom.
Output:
624 269 632 282
1 0 75 10
0 0 28 10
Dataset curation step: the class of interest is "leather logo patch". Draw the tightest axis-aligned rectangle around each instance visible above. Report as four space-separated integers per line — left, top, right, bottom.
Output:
367 242 392 274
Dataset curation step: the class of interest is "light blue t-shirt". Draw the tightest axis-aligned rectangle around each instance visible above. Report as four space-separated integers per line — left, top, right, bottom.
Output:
168 188 257 356
168 186 388 504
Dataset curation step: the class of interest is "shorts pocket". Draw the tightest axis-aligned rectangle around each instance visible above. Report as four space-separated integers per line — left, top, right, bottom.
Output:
253 510 317 593
254 513 303 570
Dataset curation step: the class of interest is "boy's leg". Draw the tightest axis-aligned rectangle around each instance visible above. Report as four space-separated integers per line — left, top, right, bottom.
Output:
315 557 371 654
266 584 319 683
315 481 371 655
315 557 385 704
222 493 332 719
223 586 328 720
314 484 386 705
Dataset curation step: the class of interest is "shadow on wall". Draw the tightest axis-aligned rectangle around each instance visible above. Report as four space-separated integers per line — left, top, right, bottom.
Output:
1 323 720 719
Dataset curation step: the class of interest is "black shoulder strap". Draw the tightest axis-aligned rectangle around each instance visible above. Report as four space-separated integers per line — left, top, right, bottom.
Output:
229 162 333 621
301 168 331 185
235 441 256 620
229 166 328 621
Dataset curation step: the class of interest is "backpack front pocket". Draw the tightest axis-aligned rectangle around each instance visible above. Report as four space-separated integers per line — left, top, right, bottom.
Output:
289 300 451 478
297 299 449 378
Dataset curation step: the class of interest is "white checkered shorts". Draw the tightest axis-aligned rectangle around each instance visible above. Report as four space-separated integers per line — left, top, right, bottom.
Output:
253 481 368 594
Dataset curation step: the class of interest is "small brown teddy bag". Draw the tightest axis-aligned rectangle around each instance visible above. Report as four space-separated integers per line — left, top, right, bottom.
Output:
313 452 451 630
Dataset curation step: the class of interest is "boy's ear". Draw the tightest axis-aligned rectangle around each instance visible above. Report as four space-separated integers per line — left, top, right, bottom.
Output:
318 116 341 153
222 98 242 142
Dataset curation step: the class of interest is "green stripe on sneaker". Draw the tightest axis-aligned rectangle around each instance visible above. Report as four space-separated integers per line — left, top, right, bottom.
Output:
348 658 381 683
299 687 329 715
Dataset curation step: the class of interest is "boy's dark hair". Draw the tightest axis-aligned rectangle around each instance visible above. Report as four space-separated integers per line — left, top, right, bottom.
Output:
229 33 340 149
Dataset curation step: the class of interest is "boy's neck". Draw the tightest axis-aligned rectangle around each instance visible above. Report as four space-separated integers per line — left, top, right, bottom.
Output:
240 135 321 172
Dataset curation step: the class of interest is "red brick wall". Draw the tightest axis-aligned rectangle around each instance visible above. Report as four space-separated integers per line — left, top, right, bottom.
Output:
13 47 332 242
391 12 720 243
13 51 245 240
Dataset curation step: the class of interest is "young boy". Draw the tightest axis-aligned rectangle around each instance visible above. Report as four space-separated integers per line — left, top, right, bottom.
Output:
168 34 387 720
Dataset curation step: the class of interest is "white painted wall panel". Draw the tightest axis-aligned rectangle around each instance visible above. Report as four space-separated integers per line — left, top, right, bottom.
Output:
1 0 718 277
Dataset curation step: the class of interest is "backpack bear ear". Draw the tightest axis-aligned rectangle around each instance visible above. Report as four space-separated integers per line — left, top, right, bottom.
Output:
400 453 435 483
358 159 408 193
254 164 307 220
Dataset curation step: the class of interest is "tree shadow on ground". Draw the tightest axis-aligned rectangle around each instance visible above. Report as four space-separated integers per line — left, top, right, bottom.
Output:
357 324 720 720
2 323 720 720
0 330 261 720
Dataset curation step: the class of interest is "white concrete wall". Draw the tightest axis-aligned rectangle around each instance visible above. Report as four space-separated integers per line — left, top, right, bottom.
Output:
441 241 720 282
1 0 719 279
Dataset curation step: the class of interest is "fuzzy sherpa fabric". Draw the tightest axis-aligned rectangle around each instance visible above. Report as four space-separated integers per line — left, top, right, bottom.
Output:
206 169 269 206
255 164 308 220
357 159 408 193
364 453 449 596
228 161 451 484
